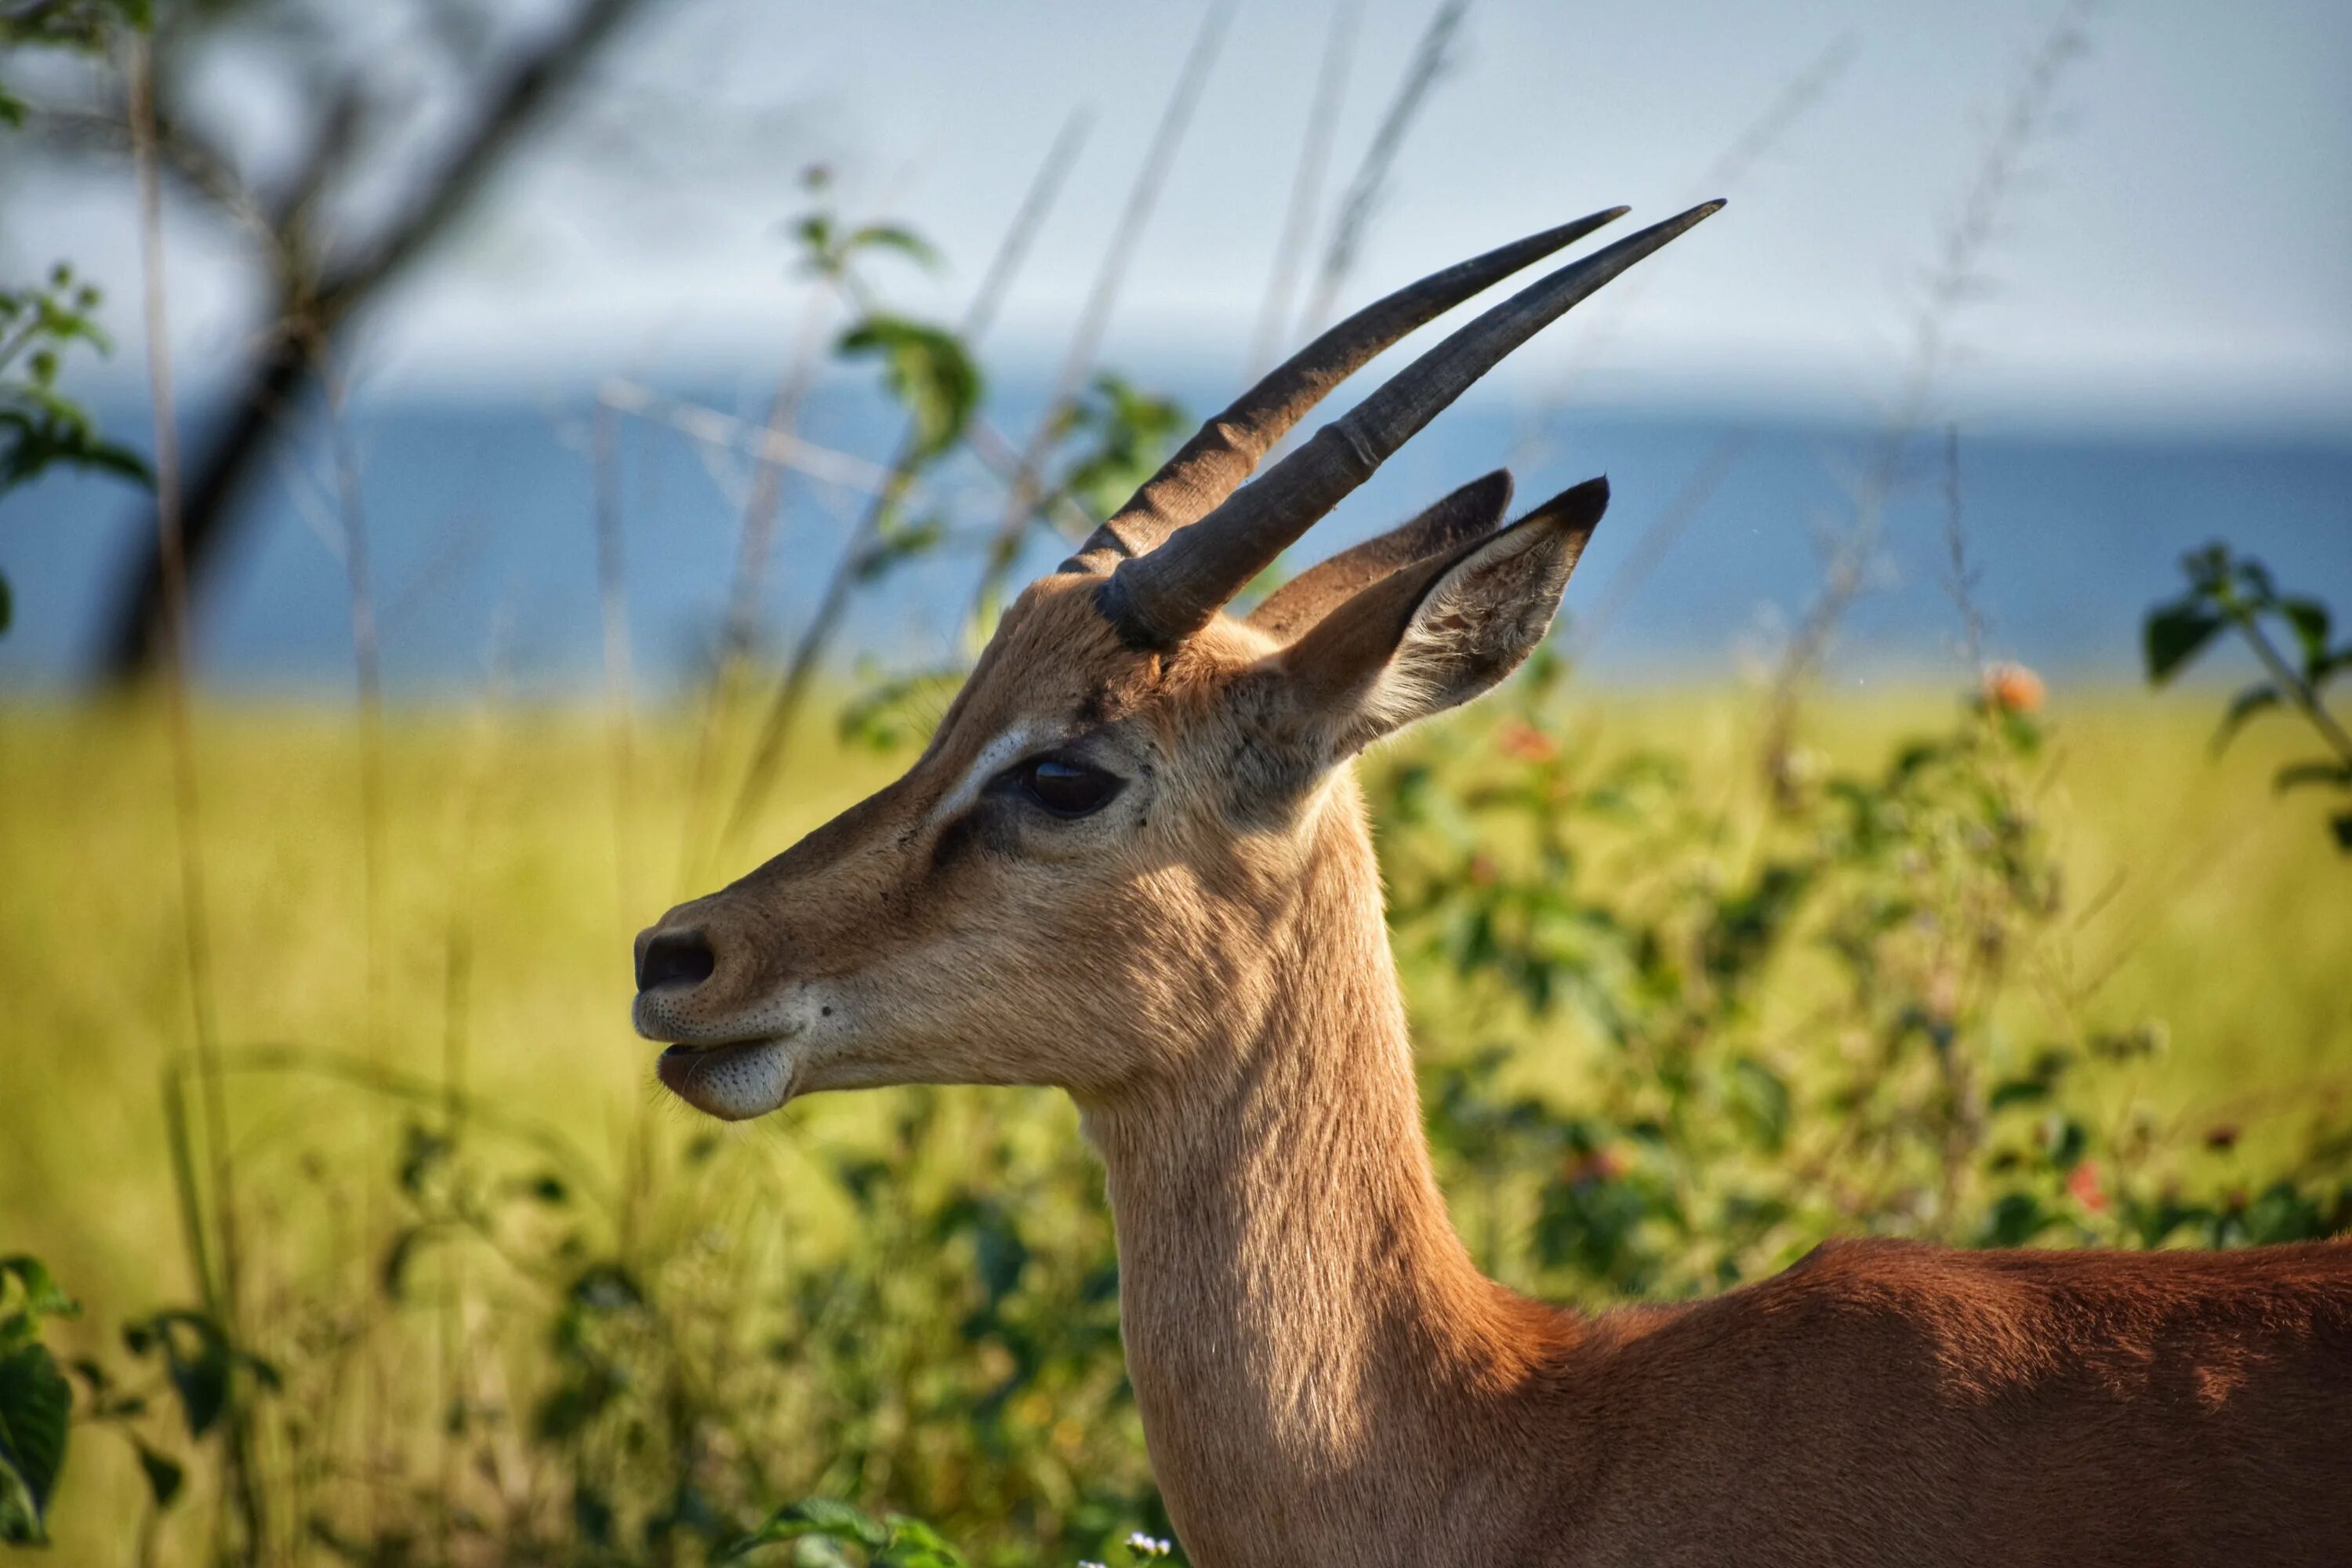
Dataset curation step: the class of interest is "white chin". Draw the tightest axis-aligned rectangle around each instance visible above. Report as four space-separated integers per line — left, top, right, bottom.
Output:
655 1040 795 1121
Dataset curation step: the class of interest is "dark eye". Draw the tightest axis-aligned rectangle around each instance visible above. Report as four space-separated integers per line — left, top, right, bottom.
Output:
1012 753 1123 818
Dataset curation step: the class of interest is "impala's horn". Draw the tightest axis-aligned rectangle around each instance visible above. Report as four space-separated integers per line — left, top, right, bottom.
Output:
1094 200 1724 650
1061 206 1629 576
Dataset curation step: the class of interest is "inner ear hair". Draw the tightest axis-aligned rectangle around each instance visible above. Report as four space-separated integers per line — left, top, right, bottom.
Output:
1279 477 1609 756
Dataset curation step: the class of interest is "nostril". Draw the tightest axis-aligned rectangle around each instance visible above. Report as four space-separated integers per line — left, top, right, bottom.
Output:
637 929 717 993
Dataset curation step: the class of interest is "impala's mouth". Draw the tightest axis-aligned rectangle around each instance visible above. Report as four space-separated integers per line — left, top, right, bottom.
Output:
652 1038 797 1122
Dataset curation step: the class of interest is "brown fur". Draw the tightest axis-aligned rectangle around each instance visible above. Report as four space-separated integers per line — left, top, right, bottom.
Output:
636 554 2352 1566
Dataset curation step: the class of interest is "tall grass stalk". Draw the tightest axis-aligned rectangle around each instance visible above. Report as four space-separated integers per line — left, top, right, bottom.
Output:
1293 0 1466 340
723 110 1094 848
1757 0 2096 797
593 400 641 923
316 334 400 1556
1245 0 1358 379
1513 31 1856 474
965 2 1234 627
129 36 272 1557
674 253 841 894
1561 429 1751 662
434 665 505 1563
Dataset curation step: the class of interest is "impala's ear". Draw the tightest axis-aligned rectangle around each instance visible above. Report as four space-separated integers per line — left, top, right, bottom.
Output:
1247 470 1515 643
1272 477 1606 760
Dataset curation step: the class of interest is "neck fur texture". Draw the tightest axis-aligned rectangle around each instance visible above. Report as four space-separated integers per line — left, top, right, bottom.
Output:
1079 779 1571 1563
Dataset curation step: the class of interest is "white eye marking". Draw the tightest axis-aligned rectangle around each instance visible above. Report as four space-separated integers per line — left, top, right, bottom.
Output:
932 724 1039 824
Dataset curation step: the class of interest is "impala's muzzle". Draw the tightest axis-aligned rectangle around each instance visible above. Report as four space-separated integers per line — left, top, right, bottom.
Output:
631 911 808 1120
636 927 716 993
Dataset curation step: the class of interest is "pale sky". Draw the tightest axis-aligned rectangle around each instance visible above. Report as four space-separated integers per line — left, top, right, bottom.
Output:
15 0 2352 429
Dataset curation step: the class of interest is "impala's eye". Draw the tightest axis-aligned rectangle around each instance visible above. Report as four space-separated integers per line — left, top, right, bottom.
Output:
1012 753 1123 818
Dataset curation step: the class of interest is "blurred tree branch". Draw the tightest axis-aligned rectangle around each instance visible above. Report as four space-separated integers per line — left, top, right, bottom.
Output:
17 0 653 681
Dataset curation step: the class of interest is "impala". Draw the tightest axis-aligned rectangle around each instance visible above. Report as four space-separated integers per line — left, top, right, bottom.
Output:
633 203 2352 1566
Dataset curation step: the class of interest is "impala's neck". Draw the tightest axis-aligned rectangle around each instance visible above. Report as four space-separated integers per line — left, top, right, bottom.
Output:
1080 781 1573 1563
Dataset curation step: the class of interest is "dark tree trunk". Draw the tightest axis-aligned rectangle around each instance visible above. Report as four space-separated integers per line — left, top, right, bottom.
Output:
89 0 650 685
96 332 314 683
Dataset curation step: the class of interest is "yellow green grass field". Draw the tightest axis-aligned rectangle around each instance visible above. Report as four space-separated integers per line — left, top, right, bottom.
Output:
2 685 2347 1563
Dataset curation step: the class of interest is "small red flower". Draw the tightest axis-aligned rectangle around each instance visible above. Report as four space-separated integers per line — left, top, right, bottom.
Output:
1494 719 1559 764
2066 1161 2107 1214
1983 662 2045 714
1563 1147 1629 1187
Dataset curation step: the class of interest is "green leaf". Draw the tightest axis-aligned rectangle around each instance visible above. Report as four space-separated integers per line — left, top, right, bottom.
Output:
0 1344 71 1545
722 1497 895 1562
1725 1057 1791 1152
2143 601 2222 684
836 316 981 463
844 223 943 272
169 1340 228 1439
1987 1078 2049 1112
793 212 835 262
1976 1192 2049 1247
381 1226 426 1302
568 1261 644 1313
525 1172 570 1205
877 1514 970 1567
838 667 962 753
2275 760 2352 795
854 510 946 583
125 1312 235 1439
0 1258 76 1326
2280 598 2330 673
133 1442 183 1509
2211 682 2280 753
1051 373 1187 522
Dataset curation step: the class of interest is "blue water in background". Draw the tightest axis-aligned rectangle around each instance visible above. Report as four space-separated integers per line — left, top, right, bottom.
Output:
3 375 2347 697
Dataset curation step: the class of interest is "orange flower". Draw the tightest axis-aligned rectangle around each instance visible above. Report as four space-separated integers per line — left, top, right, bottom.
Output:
1494 719 1559 764
2066 1161 2107 1214
1563 1147 1630 1187
1983 662 2045 714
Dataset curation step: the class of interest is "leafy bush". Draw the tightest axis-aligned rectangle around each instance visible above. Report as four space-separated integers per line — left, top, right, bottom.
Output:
13 652 2347 1565
2145 543 2352 850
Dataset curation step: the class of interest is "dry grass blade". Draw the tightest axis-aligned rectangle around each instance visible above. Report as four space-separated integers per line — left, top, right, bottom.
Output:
1513 31 1855 473
592 401 639 923
1757 1 2097 798
1294 0 1468 340
966 1 1237 624
720 109 1097 848
128 34 273 1558
1562 429 1752 662
1246 0 1360 379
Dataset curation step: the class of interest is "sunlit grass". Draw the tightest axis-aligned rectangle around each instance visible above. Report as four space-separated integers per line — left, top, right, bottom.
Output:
3 682 2345 1561
9 686 2346 1286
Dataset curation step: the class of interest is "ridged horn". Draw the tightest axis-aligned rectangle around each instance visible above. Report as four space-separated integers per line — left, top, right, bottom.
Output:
1060 207 1630 575
1246 470 1514 642
1098 200 1722 648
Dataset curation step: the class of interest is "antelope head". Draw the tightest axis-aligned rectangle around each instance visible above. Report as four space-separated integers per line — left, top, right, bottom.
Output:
633 201 1720 1120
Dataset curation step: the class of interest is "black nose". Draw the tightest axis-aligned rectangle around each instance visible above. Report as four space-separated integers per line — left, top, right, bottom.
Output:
637 929 716 993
